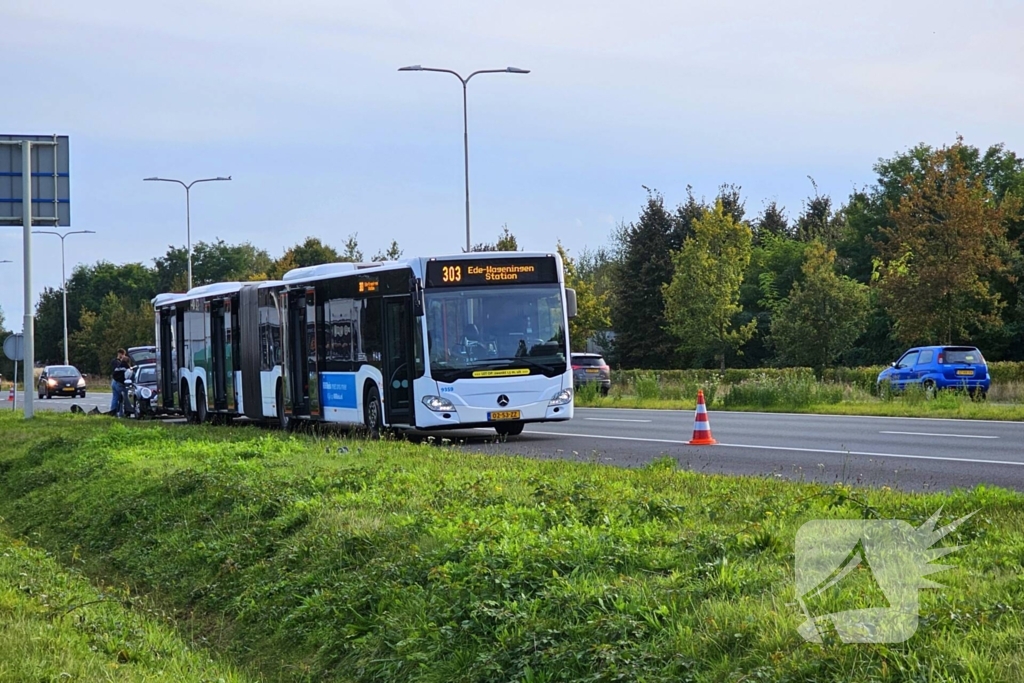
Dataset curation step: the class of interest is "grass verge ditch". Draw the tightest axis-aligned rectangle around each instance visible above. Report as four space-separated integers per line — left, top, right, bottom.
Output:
1 412 1022 681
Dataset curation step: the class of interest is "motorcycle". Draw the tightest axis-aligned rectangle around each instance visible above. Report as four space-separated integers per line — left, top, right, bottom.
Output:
123 368 156 419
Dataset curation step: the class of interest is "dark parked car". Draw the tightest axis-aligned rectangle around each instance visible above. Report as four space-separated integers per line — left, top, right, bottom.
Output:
571 353 611 395
38 365 87 399
876 346 990 398
125 363 159 418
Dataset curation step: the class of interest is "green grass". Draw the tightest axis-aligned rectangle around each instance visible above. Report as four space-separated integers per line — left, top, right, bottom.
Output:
1 412 1023 681
0 527 250 682
580 374 1024 421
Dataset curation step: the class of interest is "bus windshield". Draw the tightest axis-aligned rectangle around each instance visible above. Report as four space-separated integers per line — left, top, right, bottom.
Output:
425 285 567 382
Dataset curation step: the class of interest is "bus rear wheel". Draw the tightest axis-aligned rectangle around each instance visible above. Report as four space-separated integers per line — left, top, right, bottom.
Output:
277 382 290 431
196 382 208 423
495 422 525 437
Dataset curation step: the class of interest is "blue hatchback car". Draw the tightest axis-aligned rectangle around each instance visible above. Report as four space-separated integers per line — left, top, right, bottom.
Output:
876 346 990 398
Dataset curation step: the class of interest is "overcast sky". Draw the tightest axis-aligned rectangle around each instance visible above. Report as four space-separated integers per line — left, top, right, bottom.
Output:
2 0 1022 324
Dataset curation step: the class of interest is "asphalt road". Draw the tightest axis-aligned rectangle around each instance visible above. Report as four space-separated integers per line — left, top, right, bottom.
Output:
423 407 1024 492
23 399 1024 491
23 393 113 414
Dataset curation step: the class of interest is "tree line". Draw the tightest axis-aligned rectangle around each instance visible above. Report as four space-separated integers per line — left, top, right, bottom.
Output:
598 137 1024 372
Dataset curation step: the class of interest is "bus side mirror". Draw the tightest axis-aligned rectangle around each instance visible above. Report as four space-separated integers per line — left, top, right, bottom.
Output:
566 288 577 319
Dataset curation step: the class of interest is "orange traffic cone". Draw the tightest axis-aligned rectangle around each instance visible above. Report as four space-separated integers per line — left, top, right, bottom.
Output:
688 389 717 445
6 384 13 402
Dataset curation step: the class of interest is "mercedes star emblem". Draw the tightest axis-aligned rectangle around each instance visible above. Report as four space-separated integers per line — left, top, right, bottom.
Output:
497 394 510 407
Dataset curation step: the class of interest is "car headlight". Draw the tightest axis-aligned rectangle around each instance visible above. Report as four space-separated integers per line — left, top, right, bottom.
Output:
421 395 455 412
77 378 86 387
548 388 573 406
47 378 57 386
139 387 153 400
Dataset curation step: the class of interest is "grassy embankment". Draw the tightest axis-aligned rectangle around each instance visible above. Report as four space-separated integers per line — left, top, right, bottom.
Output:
2 412 1023 681
576 367 1024 421
0 527 250 681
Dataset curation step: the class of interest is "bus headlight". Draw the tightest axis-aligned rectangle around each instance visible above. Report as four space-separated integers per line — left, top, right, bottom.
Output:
548 388 573 406
422 395 455 412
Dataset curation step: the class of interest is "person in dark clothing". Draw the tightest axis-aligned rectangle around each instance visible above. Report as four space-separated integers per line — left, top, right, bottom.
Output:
110 348 132 417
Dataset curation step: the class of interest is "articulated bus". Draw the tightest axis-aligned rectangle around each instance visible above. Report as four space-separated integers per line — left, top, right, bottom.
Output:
153 252 578 435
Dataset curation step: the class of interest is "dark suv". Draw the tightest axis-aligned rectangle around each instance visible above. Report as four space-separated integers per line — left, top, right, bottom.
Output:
876 346 990 398
571 353 611 396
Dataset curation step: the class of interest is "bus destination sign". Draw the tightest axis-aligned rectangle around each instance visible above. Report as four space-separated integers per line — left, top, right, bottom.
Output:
425 257 558 287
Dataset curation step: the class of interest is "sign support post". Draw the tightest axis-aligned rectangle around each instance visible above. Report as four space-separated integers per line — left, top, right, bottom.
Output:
21 141 34 418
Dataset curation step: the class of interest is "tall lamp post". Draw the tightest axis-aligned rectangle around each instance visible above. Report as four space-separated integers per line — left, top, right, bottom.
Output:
143 176 231 290
32 229 95 365
398 65 529 252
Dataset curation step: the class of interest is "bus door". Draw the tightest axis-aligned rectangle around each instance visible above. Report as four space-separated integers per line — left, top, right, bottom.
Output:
158 308 177 409
285 288 320 418
174 308 186 410
210 299 233 411
382 296 414 426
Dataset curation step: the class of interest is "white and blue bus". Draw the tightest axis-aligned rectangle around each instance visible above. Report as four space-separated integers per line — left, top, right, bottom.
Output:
153 252 577 436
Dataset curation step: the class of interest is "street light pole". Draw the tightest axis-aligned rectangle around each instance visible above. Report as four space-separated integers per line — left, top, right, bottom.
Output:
399 65 529 252
32 229 95 365
143 176 232 290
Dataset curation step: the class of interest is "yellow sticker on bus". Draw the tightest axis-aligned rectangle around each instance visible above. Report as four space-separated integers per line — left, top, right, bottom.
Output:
471 368 531 378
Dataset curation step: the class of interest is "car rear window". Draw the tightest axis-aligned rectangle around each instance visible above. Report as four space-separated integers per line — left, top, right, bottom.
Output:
573 356 606 367
128 349 157 364
944 348 983 364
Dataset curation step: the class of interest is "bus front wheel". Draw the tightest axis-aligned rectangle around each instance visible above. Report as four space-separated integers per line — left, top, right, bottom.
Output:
364 386 383 439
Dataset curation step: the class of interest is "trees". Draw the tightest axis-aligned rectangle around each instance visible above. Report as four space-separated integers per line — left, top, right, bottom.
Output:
611 191 678 368
372 240 403 262
35 262 158 365
557 243 610 352
753 201 791 243
663 201 756 373
70 294 155 374
269 234 365 278
872 139 1013 345
471 225 520 252
153 239 272 292
770 242 870 373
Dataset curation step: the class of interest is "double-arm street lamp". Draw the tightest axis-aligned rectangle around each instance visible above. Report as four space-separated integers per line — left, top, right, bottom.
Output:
143 176 231 291
32 229 95 365
398 65 529 252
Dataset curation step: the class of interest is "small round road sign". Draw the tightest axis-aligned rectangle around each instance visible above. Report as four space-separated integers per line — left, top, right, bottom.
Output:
3 333 24 362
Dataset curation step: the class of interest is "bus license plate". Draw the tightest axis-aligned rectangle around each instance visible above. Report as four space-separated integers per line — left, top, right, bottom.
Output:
488 410 521 421
956 369 974 376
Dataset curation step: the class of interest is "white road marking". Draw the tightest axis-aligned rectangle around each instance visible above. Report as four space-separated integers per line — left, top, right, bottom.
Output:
525 429 1024 467
583 417 653 423
880 430 998 439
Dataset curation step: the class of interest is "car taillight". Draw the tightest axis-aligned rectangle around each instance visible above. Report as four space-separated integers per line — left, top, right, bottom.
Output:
937 354 944 364
572 365 581 370
600 365 610 372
